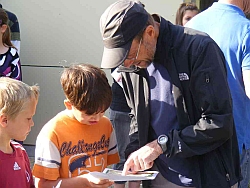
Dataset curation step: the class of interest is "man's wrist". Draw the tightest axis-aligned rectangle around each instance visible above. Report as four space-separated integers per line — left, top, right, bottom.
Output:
155 141 163 155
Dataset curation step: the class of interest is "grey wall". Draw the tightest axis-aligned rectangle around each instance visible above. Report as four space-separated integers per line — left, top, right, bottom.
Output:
0 0 182 144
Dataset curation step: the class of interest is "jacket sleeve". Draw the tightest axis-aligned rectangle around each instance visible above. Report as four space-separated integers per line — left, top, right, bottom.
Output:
166 41 235 158
124 131 140 159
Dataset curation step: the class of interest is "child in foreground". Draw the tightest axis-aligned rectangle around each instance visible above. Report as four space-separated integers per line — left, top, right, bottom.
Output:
0 77 39 188
33 64 119 188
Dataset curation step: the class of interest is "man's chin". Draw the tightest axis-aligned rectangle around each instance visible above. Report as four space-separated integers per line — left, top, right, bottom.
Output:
138 61 152 69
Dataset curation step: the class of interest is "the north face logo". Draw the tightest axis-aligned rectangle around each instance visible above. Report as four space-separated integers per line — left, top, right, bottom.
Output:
13 162 21 170
179 73 189 81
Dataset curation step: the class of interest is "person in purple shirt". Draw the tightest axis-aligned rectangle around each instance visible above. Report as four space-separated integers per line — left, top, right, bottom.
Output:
0 8 22 81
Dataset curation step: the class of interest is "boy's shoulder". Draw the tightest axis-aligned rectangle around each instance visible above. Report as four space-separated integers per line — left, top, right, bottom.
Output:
98 115 113 127
0 141 27 159
36 111 68 139
100 115 111 123
39 112 112 138
10 140 26 151
42 110 68 129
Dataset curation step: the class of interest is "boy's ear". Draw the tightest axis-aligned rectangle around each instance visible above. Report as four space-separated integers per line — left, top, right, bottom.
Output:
0 114 8 128
64 99 72 110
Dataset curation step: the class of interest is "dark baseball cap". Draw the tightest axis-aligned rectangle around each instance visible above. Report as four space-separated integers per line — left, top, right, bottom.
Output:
100 0 148 69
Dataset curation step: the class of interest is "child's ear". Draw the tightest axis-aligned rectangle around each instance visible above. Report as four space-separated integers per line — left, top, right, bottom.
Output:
0 24 8 34
0 114 8 128
64 99 72 110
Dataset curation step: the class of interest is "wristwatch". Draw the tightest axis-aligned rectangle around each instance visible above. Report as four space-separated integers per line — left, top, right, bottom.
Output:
157 134 168 153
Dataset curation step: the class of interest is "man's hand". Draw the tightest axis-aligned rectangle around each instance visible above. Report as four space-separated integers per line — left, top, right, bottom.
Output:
122 139 163 175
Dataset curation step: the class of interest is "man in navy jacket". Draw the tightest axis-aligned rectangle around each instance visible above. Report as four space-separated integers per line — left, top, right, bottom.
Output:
100 1 241 187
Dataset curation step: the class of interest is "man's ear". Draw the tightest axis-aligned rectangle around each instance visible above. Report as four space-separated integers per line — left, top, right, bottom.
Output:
0 114 8 127
144 25 156 39
64 99 72 110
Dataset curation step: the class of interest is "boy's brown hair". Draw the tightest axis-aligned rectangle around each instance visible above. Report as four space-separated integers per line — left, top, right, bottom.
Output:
60 63 112 115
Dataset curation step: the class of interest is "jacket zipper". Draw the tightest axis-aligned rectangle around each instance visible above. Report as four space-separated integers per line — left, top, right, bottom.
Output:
205 73 218 109
222 158 231 186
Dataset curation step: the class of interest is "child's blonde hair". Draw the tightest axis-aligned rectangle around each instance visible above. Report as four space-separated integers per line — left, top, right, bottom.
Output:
0 77 39 119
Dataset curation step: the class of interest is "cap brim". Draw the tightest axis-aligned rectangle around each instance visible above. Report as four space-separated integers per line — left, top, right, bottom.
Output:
101 41 132 69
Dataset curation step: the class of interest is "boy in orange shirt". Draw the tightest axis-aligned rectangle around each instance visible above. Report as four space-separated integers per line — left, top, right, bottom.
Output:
33 64 119 188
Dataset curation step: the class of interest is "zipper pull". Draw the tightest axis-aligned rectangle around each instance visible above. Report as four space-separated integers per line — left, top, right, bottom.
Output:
226 173 230 181
205 74 210 83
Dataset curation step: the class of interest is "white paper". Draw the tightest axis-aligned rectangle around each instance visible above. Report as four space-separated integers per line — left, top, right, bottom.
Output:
88 168 159 181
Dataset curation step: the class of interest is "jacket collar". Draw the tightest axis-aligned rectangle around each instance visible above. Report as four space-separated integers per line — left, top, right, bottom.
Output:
154 16 172 65
153 17 183 92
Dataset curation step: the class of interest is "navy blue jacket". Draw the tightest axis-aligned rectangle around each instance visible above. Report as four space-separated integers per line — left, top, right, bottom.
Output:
121 17 241 188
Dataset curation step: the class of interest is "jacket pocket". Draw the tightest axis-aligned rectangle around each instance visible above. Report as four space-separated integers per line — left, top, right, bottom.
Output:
199 150 231 187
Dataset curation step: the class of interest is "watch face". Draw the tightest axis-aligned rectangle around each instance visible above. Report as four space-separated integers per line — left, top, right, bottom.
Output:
159 136 167 143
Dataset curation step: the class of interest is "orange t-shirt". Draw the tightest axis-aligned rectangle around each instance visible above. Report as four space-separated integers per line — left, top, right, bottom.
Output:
32 110 119 180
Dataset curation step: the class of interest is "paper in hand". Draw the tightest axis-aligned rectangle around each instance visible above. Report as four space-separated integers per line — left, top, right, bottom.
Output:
88 168 159 182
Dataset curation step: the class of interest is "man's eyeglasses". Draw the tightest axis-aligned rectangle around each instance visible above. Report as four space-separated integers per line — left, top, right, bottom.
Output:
118 37 143 73
125 37 142 64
